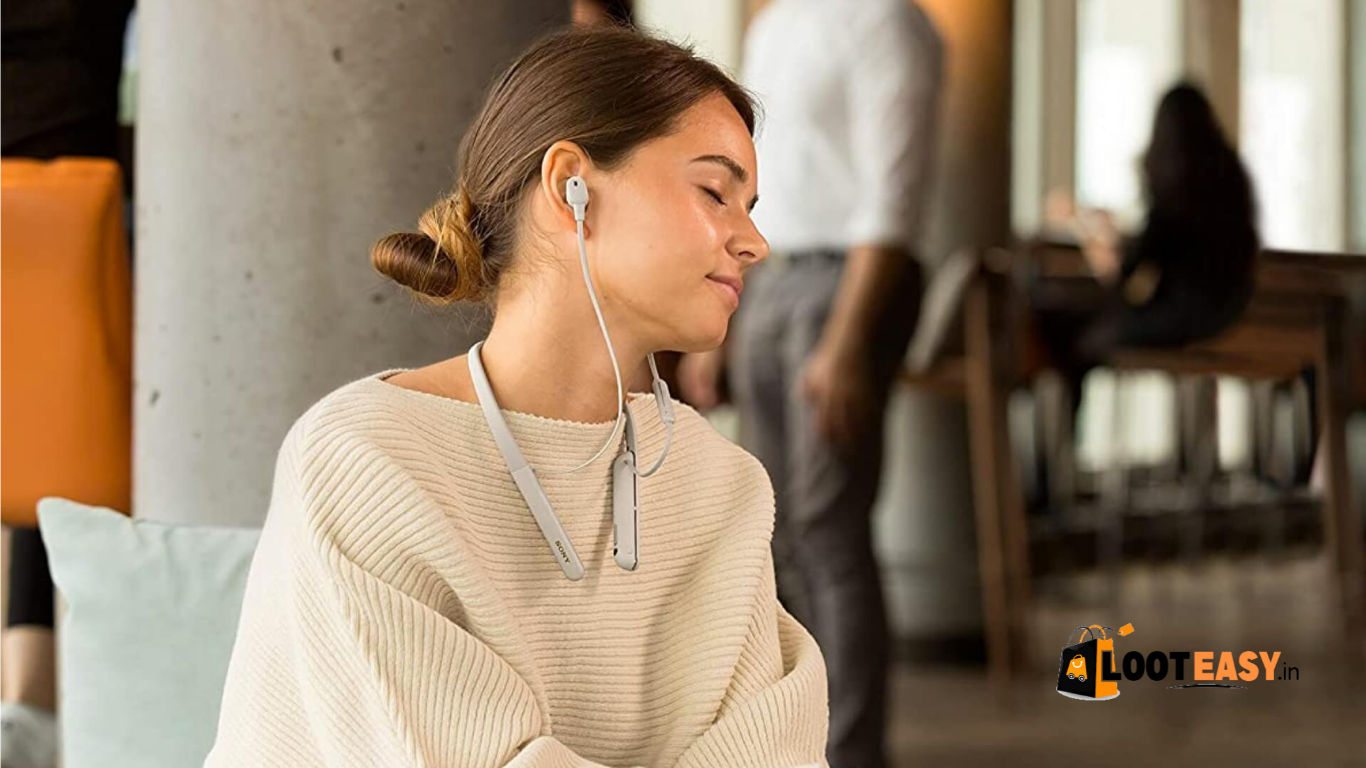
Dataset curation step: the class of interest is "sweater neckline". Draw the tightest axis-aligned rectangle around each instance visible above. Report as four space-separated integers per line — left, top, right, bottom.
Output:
364 367 660 435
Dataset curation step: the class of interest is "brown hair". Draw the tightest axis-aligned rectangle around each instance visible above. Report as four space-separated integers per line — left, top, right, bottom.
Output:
371 25 758 307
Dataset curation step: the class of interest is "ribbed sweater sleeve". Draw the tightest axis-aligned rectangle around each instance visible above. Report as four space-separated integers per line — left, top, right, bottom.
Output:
205 415 618 767
672 550 829 767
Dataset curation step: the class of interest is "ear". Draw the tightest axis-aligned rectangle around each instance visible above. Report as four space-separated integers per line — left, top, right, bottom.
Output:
539 140 594 234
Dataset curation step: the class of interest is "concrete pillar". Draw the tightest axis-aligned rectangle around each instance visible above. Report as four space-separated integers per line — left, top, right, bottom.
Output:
874 0 1012 654
136 2 568 525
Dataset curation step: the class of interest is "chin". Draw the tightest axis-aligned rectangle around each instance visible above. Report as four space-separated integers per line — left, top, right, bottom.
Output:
700 321 730 351
672 321 728 354
663 296 732 352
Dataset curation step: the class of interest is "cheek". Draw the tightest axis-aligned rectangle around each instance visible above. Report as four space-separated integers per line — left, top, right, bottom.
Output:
633 177 726 264
600 178 730 343
611 244 728 343
628 243 709 316
613 197 723 297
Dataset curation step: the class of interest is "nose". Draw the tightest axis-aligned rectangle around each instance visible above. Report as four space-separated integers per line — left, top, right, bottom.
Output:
732 213 769 267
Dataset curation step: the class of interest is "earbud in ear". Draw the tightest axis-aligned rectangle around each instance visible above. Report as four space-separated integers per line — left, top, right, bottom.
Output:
565 175 589 222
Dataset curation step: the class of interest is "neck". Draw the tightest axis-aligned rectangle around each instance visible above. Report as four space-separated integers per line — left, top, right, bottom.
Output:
478 289 651 425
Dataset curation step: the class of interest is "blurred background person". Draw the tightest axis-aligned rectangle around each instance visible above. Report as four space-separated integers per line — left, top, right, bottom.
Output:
1034 82 1260 426
572 0 634 28
680 1 943 765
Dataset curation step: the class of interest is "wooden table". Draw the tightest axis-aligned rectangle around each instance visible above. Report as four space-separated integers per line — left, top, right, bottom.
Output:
901 242 1366 701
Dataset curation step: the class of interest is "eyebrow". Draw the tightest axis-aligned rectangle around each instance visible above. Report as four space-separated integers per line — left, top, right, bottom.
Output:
691 154 760 212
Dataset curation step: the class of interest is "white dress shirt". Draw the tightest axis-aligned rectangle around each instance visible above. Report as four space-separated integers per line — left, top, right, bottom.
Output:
741 0 943 256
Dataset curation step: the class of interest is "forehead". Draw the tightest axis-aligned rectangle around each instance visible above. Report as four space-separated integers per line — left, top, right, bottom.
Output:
639 93 757 175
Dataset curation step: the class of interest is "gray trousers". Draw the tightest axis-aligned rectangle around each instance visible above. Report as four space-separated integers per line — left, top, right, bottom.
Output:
728 251 919 768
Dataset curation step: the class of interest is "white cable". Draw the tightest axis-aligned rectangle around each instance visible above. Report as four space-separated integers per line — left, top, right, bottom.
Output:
635 423 672 477
541 217 626 474
542 179 674 477
630 345 671 476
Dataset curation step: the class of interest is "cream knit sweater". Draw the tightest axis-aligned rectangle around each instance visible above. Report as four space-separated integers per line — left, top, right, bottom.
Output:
203 368 829 768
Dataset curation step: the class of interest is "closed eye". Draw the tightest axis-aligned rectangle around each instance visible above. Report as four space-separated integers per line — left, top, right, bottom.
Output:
700 187 726 207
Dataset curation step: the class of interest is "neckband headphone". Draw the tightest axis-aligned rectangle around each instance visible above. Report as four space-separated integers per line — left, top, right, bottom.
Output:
467 174 676 580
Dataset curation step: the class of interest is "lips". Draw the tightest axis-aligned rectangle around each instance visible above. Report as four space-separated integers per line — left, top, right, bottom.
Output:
707 274 743 309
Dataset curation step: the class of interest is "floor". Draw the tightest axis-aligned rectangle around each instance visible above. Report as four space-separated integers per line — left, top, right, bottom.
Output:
4 527 1363 766
886 553 1366 767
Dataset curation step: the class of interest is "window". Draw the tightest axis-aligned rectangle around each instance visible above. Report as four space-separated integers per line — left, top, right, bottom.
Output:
1240 0 1348 251
1074 0 1182 228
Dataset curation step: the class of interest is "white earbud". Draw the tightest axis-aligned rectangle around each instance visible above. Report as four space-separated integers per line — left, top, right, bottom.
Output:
565 175 589 222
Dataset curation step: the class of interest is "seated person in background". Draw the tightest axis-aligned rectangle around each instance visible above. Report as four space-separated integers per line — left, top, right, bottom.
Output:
1035 82 1261 408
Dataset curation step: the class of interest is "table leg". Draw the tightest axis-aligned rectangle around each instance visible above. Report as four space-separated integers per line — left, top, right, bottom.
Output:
965 272 1032 703
1317 302 1365 643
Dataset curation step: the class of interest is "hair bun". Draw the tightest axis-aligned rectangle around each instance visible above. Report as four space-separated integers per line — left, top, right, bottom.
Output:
370 185 488 305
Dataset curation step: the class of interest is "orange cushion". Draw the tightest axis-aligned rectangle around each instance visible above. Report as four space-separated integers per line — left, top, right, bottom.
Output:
1 158 132 527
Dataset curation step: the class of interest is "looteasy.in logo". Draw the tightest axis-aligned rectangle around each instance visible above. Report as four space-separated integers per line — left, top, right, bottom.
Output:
1056 623 1295 701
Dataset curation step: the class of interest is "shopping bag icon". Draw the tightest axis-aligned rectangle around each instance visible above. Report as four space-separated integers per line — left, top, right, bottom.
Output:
1066 654 1087 682
1056 624 1120 700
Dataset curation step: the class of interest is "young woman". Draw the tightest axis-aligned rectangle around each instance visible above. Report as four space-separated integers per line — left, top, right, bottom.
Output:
204 25 830 768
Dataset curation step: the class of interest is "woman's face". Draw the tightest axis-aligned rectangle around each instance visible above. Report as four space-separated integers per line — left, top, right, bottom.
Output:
588 92 769 353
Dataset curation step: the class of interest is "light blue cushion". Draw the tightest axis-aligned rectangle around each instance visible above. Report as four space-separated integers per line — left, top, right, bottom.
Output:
37 497 260 768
